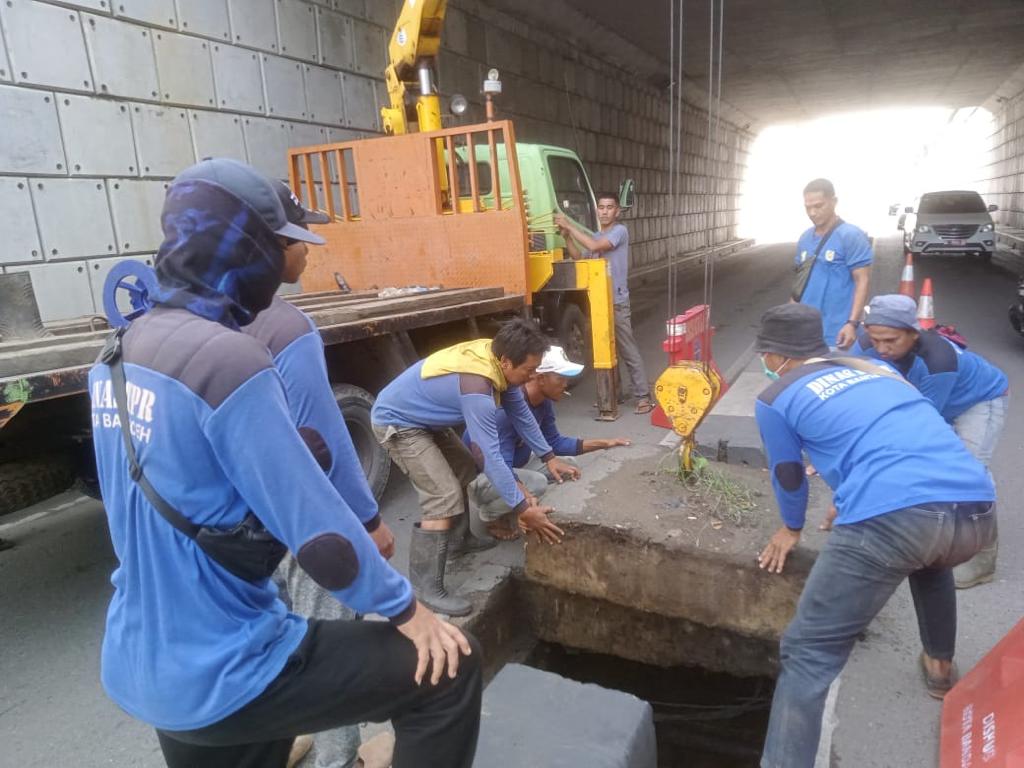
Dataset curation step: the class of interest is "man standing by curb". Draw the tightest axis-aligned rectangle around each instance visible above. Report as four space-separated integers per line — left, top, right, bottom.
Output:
556 194 653 414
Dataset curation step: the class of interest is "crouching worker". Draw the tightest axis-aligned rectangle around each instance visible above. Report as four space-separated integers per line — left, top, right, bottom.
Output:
753 304 995 768
852 293 1008 588
89 159 480 768
466 345 630 539
372 319 577 616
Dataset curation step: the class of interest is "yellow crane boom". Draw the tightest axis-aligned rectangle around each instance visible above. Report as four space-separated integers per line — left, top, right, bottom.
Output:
381 0 448 135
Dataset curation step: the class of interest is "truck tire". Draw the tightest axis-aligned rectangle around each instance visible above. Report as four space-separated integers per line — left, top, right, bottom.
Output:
557 303 591 390
333 383 391 502
0 457 75 517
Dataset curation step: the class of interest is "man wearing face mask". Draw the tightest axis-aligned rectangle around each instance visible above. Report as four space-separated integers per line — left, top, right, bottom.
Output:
752 303 995 768
89 158 481 768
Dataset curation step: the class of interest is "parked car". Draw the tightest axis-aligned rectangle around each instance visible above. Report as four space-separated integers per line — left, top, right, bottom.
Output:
899 190 998 260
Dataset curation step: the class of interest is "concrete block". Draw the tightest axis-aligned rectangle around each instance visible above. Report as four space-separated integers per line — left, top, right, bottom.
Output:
0 178 43 265
2 1 94 93
304 64 343 124
263 54 308 119
316 7 351 69
341 72 377 130
189 110 247 161
277 0 318 61
228 0 278 51
485 26 522 76
129 103 193 176
212 43 265 114
58 95 138 176
332 0 364 19
114 0 177 29
31 178 116 260
175 0 231 40
474 664 657 768
7 261 95 321
83 14 160 101
107 178 168 253
349 17 383 76
365 0 394 28
153 30 216 107
0 85 67 174
241 116 290 178
87 253 156 313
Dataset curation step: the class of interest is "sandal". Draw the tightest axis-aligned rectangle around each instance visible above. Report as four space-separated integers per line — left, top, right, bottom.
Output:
920 652 957 700
634 397 654 415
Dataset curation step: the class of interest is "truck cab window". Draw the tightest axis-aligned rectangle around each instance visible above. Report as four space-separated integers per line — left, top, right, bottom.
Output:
548 156 597 232
456 160 493 197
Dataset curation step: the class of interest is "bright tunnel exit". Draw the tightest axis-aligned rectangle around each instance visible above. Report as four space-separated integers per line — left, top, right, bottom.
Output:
738 107 995 245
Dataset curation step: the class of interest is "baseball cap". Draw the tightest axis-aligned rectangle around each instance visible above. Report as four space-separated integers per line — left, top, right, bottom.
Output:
537 345 584 377
863 294 920 330
274 180 331 230
173 158 325 245
755 304 830 358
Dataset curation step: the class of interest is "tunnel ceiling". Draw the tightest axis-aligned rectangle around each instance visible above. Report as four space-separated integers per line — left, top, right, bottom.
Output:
559 0 1024 127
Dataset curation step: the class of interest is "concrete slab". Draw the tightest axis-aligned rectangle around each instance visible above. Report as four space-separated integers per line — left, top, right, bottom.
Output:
474 663 657 768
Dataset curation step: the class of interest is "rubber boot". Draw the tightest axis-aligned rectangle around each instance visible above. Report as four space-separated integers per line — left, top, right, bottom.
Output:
448 510 497 557
409 524 472 616
954 539 998 589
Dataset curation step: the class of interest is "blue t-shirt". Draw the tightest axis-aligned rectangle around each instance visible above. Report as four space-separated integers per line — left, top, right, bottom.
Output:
795 222 873 343
755 360 994 530
586 222 629 305
850 329 1008 421
463 392 582 469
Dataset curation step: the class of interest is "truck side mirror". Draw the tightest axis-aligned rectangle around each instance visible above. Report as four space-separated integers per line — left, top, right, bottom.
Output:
988 204 999 213
618 178 635 212
904 206 914 214
897 214 906 231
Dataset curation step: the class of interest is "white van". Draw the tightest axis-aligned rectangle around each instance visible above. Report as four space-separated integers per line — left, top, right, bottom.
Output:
900 190 998 260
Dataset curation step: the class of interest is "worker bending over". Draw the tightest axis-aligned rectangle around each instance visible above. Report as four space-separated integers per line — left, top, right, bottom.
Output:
90 159 479 768
372 319 577 616
465 345 630 539
753 303 995 768
852 293 1008 588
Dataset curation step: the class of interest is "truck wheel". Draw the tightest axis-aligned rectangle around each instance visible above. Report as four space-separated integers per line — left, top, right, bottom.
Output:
333 384 391 502
0 457 75 517
557 303 591 390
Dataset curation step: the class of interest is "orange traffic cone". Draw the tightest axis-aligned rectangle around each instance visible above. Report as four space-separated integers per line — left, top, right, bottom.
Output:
917 278 935 329
898 251 916 297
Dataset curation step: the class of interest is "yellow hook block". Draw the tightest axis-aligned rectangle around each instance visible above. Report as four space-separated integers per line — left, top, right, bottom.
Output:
654 362 722 472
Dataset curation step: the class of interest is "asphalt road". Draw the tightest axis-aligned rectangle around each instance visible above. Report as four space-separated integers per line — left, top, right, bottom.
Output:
1 234 1020 767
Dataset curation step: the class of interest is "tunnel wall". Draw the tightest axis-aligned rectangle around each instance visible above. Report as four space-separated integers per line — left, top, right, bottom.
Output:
984 91 1024 230
0 0 751 323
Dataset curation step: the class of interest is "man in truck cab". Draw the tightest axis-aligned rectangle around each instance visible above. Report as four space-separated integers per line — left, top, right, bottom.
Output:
752 303 995 768
89 158 481 768
851 293 1008 589
555 194 654 415
372 319 578 616
464 345 631 539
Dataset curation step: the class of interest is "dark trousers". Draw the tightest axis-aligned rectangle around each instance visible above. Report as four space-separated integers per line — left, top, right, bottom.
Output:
157 618 483 768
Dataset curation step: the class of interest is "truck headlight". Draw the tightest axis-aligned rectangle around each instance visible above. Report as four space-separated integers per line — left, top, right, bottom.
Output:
916 225 932 233
979 223 994 232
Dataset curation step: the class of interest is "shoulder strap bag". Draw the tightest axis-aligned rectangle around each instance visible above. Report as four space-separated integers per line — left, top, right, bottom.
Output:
791 219 843 302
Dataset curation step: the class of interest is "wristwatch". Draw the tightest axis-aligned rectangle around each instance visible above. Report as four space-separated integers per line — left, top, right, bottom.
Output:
844 320 860 328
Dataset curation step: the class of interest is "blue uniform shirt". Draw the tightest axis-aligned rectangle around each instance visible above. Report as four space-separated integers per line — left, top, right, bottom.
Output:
463 392 582 469
586 222 629 306
755 360 994 530
796 222 873 343
850 330 1008 421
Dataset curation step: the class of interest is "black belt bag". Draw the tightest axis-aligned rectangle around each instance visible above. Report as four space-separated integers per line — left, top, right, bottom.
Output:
100 329 287 583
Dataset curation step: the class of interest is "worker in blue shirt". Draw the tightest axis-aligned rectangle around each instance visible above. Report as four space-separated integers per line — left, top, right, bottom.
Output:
465 346 631 538
851 293 1008 589
794 178 873 349
753 303 995 768
372 320 577 616
90 159 480 768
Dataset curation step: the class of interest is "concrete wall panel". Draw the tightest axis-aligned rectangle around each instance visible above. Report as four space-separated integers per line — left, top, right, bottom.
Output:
263 54 308 119
3 1 94 93
174 0 231 41
32 178 116 260
242 116 290 178
349 17 383 77
114 0 177 30
58 95 138 175
8 261 95 321
341 72 376 130
153 30 216 106
0 85 67 174
188 109 246 162
228 0 277 52
277 0 317 62
304 63 344 125
83 14 160 101
363 0 393 28
130 103 193 176
316 7 352 70
0 178 43 265
108 178 169 253
332 0 365 19
212 43 265 113
0 14 10 82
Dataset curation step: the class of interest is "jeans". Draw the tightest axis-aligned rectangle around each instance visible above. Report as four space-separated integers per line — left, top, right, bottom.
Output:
761 501 996 768
953 394 1008 467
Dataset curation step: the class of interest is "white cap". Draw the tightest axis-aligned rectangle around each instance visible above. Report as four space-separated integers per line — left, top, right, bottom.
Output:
536 345 584 377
